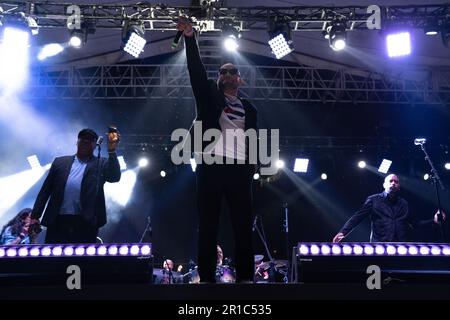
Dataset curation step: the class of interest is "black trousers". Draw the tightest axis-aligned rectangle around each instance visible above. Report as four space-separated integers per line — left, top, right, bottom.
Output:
45 215 98 244
196 162 254 282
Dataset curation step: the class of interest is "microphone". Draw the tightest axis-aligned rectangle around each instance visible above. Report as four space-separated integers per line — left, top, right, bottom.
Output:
172 30 183 49
414 138 427 145
96 136 104 146
252 215 258 232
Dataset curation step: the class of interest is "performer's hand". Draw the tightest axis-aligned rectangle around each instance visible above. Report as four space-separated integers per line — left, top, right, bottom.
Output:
177 16 193 37
107 130 121 152
333 232 345 243
434 210 446 224
21 224 30 235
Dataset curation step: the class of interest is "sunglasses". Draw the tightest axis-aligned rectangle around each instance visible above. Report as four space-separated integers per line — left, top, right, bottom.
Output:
218 68 239 76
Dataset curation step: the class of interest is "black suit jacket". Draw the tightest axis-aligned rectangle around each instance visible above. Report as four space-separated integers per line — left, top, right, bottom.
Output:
340 192 433 242
184 33 258 159
31 153 121 228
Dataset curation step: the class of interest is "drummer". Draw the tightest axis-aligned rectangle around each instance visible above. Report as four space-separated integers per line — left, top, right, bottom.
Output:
217 245 224 266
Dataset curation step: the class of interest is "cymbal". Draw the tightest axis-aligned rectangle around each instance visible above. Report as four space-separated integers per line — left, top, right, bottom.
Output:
254 254 264 263
255 260 288 270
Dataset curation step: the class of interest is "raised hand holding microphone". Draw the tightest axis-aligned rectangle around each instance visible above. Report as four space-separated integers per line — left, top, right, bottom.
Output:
176 16 194 40
107 126 121 152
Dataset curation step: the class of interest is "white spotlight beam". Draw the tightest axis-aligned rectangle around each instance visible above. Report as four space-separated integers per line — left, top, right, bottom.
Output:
0 165 50 214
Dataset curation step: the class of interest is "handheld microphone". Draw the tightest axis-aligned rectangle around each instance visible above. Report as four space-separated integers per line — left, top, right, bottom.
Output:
96 136 104 146
172 30 183 49
414 138 427 145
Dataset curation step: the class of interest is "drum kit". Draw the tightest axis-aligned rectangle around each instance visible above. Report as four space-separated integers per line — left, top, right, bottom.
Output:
172 254 287 284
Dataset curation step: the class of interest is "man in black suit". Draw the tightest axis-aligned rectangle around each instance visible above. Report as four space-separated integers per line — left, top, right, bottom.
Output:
177 17 257 283
31 128 121 244
333 174 445 242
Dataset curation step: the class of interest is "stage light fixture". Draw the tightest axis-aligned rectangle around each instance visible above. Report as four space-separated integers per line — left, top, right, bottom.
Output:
122 22 146 58
326 22 347 51
386 31 411 57
268 19 293 59
378 159 392 174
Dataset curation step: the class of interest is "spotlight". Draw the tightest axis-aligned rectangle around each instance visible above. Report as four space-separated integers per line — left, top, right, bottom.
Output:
69 31 83 48
117 156 127 171
37 43 64 60
321 173 328 180
0 25 30 91
160 170 166 177
386 32 411 57
253 173 260 180
222 24 240 52
275 160 285 169
445 163 450 170
122 22 146 58
190 158 197 172
424 19 439 36
268 19 293 59
378 159 392 174
293 158 309 173
27 155 41 170
326 22 346 51
358 161 366 169
224 35 239 52
138 158 148 167
424 173 430 180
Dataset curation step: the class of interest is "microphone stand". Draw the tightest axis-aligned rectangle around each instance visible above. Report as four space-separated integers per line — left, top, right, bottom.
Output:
139 216 152 243
254 215 276 282
417 142 446 242
94 142 102 220
283 202 290 283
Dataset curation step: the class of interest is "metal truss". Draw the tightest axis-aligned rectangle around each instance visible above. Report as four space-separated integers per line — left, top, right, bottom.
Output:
26 63 450 105
0 1 449 32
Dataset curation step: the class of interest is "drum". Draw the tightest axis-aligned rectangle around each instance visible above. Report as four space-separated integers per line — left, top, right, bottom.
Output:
216 265 236 283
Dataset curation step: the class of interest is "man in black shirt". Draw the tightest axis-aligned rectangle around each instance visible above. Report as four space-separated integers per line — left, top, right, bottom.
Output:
333 174 444 242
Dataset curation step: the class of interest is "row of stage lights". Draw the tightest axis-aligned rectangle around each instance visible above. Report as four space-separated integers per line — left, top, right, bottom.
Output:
27 154 450 181
1 11 450 63
0 243 152 259
298 242 450 257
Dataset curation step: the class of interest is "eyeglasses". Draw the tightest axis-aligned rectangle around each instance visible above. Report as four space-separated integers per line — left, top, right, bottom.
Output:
218 68 239 76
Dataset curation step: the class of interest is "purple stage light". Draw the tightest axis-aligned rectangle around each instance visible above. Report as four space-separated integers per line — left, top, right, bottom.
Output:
442 246 450 256
431 246 441 256
63 247 74 256
321 245 331 255
364 245 374 255
375 245 385 255
342 245 352 255
119 245 129 255
420 246 430 255
386 245 396 255
108 245 118 256
86 246 96 256
0 248 5 258
353 245 363 255
130 245 140 255
397 245 407 255
41 247 51 256
408 245 418 255
310 245 320 255
331 245 342 255
52 247 63 256
97 246 107 255
6 248 17 257
18 247 29 257
299 245 309 255
30 247 40 256
141 245 151 255
75 247 85 256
